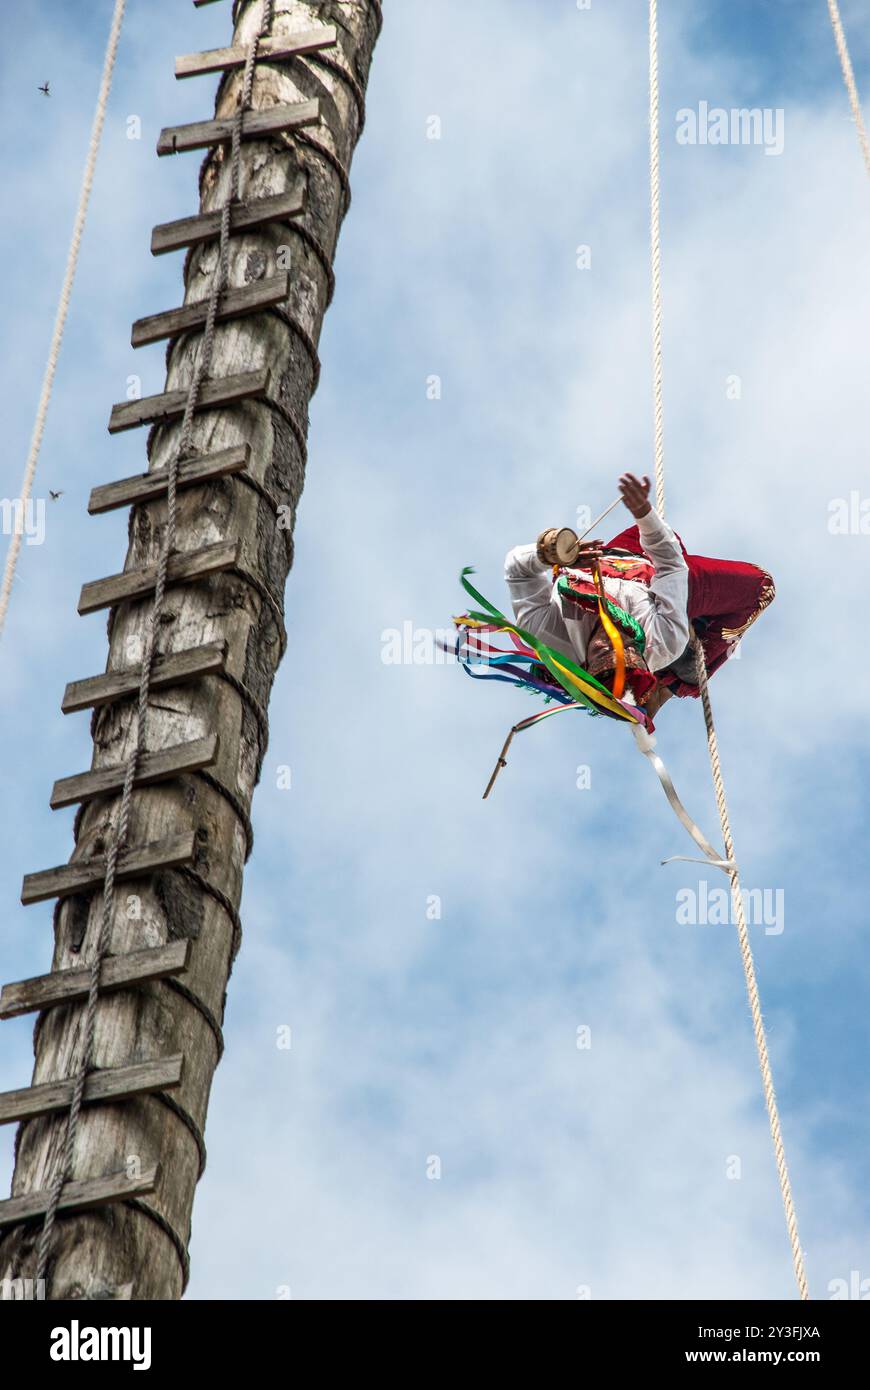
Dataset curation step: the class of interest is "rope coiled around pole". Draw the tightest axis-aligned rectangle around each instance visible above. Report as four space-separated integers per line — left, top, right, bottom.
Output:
34 0 279 1290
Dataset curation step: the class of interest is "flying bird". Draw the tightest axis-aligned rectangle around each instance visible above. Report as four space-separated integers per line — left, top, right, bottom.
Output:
49 489 63 501
38 82 50 97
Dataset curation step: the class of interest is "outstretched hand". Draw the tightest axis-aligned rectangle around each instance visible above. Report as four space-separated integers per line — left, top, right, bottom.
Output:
619 472 652 519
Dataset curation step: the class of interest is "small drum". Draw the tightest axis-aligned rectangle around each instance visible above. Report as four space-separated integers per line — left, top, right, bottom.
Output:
536 527 581 567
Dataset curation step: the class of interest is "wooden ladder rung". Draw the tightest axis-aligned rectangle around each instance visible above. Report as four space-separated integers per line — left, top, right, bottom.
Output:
176 26 337 79
62 643 227 714
0 1166 160 1228
21 832 197 906
50 735 219 811
151 185 305 256
108 367 271 434
0 941 190 1021
89 445 250 514
78 540 240 615
157 99 319 157
132 274 289 348
0 1056 184 1127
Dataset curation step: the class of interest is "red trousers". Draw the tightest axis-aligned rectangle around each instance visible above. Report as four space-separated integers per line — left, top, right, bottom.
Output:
606 523 775 697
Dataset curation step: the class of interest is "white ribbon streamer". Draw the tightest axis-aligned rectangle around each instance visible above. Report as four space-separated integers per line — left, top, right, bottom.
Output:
632 725 734 874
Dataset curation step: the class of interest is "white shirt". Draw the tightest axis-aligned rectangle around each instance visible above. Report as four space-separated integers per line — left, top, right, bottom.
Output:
504 507 690 673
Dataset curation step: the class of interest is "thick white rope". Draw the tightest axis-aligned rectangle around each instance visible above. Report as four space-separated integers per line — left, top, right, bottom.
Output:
647 0 809 1300
827 0 870 176
35 0 277 1289
691 642 809 1300
648 0 665 518
0 0 127 644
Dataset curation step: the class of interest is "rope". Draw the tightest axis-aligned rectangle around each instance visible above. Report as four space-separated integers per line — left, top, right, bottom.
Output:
214 662 271 770
153 1090 208 1180
197 769 255 862
263 395 310 464
648 0 665 517
34 0 277 1290
293 129 352 216
162 975 226 1065
177 864 244 969
281 219 336 306
306 51 367 134
0 0 127 644
231 562 288 658
647 0 809 1300
231 0 383 40
234 465 294 565
268 304 322 392
691 639 809 1299
826 0 870 177
234 468 279 514
125 1197 190 1293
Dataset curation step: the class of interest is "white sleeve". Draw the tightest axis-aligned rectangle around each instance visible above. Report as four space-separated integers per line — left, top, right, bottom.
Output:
635 509 690 669
504 544 566 646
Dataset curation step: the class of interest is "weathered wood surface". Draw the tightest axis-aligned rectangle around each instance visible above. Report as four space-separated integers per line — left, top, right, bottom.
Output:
0 942 191 1020
131 274 289 348
78 540 240 615
151 185 305 256
157 99 319 156
2 0 381 1302
0 1057 184 1127
108 368 271 433
21 832 197 905
50 735 219 811
176 27 337 79
62 644 227 713
0 1168 160 1229
89 446 249 514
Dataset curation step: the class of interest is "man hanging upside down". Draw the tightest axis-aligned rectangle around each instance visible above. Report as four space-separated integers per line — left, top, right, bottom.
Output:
504 473 775 720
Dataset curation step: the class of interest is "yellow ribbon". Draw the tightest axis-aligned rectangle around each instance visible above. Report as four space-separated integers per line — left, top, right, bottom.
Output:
591 561 627 700
459 616 638 724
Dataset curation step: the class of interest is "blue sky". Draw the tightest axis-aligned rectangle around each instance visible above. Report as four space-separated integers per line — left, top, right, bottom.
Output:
1 0 869 1299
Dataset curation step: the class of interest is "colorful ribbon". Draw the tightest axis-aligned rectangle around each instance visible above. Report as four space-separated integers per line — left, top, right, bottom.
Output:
451 567 732 872
592 560 626 699
457 568 647 726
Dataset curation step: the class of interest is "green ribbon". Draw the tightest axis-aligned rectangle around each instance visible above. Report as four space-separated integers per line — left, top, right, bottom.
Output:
556 576 647 653
459 568 625 717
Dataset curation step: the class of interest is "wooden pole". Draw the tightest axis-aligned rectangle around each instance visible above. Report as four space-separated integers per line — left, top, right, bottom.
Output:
0 0 381 1299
